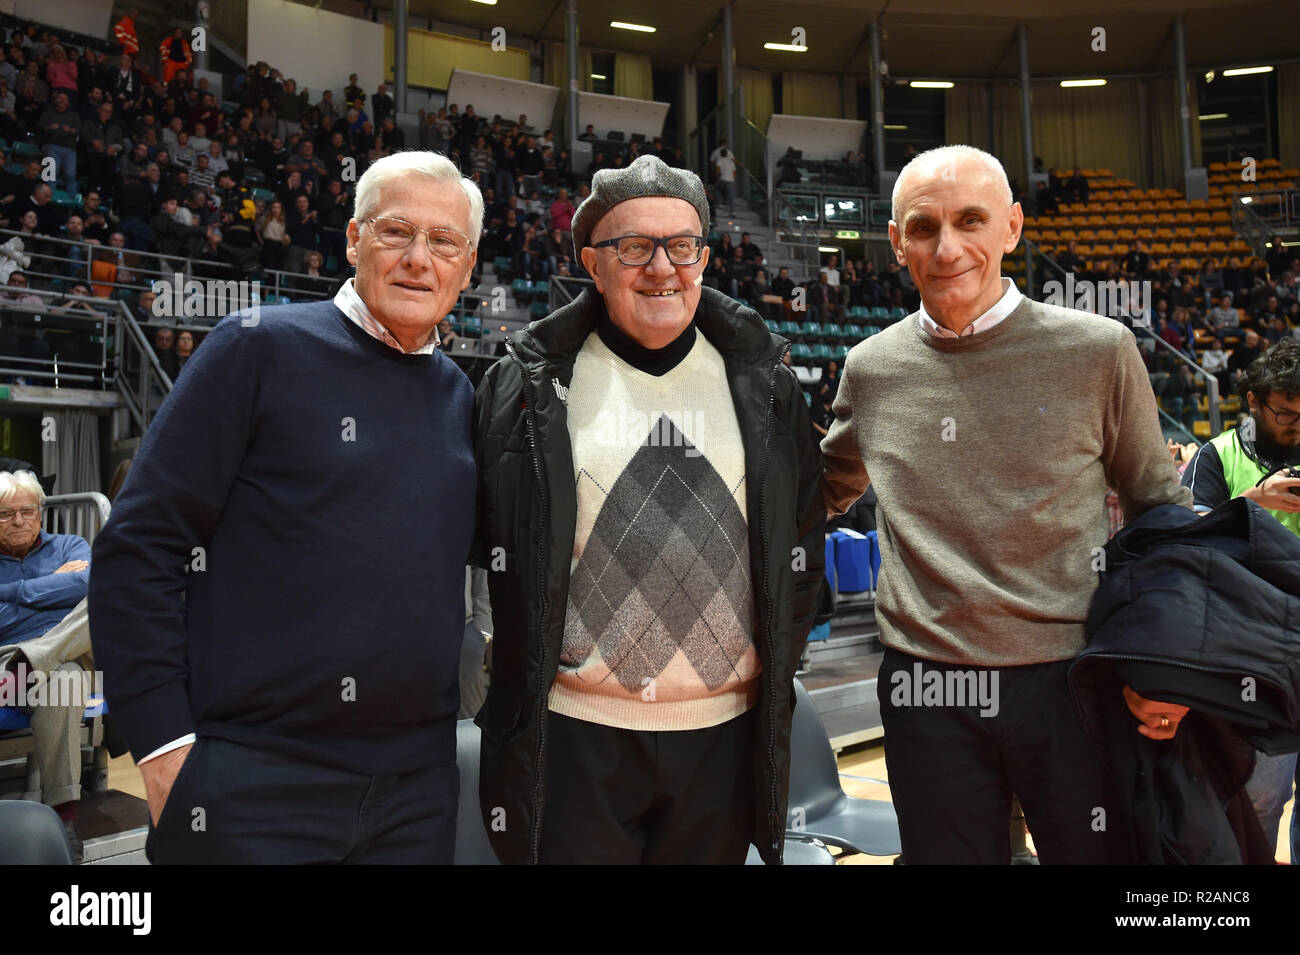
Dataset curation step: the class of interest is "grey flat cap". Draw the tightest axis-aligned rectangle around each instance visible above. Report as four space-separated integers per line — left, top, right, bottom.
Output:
571 154 710 257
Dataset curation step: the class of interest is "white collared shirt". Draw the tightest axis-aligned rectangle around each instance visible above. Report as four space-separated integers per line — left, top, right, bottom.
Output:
333 277 441 354
918 276 1022 339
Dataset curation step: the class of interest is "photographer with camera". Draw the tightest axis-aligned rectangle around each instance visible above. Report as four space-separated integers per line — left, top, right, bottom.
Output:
1180 337 1300 860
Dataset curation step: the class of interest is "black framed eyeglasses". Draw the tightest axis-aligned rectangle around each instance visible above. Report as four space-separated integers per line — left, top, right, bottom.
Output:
1259 396 1300 427
365 217 471 259
591 234 705 267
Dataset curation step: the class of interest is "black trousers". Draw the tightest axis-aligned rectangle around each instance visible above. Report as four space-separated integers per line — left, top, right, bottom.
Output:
538 710 756 864
878 646 1130 864
146 736 457 864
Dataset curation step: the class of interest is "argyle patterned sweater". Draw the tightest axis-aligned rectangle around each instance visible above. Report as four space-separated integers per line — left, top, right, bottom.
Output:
549 328 760 730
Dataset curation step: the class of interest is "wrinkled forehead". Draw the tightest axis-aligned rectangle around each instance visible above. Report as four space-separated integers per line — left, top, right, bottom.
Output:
896 158 1007 220
591 196 701 244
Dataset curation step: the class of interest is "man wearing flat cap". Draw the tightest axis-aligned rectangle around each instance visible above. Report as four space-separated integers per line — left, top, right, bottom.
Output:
472 154 824 864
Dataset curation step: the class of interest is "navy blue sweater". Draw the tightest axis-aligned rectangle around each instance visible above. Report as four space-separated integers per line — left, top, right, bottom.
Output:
89 301 475 774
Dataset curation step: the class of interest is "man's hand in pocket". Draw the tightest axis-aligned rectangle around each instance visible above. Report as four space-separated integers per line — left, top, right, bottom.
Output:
140 743 193 826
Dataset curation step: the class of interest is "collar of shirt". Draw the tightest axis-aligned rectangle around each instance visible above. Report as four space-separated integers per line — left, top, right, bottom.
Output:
917 276 1021 339
333 277 440 355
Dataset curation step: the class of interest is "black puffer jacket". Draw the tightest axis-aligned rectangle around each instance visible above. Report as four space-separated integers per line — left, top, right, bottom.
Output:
1070 498 1300 863
471 286 825 864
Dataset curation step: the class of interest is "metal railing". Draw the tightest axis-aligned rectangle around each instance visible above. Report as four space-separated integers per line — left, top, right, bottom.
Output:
548 275 594 312
771 189 823 283
0 284 173 433
1230 188 1300 235
0 287 115 389
44 492 112 545
1139 328 1223 437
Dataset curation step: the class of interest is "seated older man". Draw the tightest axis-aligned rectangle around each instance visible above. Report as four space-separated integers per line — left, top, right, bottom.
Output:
90 151 481 864
0 469 93 861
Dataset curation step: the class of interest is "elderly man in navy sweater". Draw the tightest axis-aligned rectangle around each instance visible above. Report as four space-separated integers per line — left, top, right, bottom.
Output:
89 151 481 864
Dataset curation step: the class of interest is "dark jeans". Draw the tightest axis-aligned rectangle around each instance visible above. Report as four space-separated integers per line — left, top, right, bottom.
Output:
538 709 756 864
145 736 458 864
878 646 1129 864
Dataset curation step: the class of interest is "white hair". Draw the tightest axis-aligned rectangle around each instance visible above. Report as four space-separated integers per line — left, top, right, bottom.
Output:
353 151 484 248
0 470 45 506
891 145 1013 224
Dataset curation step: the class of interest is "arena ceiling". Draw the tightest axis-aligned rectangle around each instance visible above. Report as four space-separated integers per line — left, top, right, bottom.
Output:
390 0 1299 78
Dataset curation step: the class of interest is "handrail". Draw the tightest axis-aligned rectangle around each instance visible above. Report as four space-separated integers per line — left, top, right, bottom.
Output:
1230 195 1275 260
548 275 594 313
1137 327 1223 436
111 292 175 433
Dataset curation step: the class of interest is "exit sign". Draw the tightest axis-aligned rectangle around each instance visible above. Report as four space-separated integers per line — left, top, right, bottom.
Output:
834 230 860 239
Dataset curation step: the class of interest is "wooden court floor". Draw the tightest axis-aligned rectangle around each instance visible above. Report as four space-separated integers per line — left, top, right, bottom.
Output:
107 744 1294 865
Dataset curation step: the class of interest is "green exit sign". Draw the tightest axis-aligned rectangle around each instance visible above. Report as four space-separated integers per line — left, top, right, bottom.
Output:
834 230 860 239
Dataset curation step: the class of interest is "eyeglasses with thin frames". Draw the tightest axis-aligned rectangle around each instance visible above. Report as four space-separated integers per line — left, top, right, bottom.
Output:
365 217 471 259
0 505 41 523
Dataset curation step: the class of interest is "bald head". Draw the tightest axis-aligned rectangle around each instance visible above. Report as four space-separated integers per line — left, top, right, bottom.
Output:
892 145 1012 225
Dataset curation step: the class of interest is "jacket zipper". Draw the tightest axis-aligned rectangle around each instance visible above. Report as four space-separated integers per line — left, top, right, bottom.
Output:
508 342 551 865
758 342 789 859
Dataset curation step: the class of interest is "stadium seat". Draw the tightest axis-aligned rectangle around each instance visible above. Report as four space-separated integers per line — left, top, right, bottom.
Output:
822 322 845 341
831 529 872 593
786 679 901 858
791 343 814 362
778 320 802 339
0 802 74 865
812 343 834 361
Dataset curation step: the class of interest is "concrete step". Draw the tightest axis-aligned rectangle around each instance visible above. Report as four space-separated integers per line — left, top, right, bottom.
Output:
807 631 879 665
809 677 877 713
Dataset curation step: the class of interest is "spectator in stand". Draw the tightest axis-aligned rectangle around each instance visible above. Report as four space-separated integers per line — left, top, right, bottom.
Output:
1034 180 1057 216
1157 314 1184 352
1122 239 1151 280
1201 335 1230 395
253 96 277 142
713 146 737 216
745 267 770 306
543 226 568 277
771 265 795 303
106 53 140 125
343 73 363 108
75 192 109 244
38 90 80 192
724 245 752 300
1266 235 1291 278
173 329 195 375
15 58 49 128
549 188 575 234
291 250 334 297
113 8 141 58
1063 167 1089 204
495 208 525 265
159 28 193 86
285 193 320 273
152 196 210 264
44 44 77 101
739 232 762 265
1255 294 1283 327
371 83 393 126
190 154 216 192
436 317 457 352
257 199 290 271
1227 328 1265 391
81 102 125 197
578 123 598 142
1207 291 1241 342
516 134 543 195
287 139 327 193
1265 315 1290 345
151 325 181 378
206 140 229 178
1056 239 1085 276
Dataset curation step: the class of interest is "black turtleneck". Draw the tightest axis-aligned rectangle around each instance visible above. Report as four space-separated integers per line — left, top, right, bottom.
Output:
595 308 697 376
